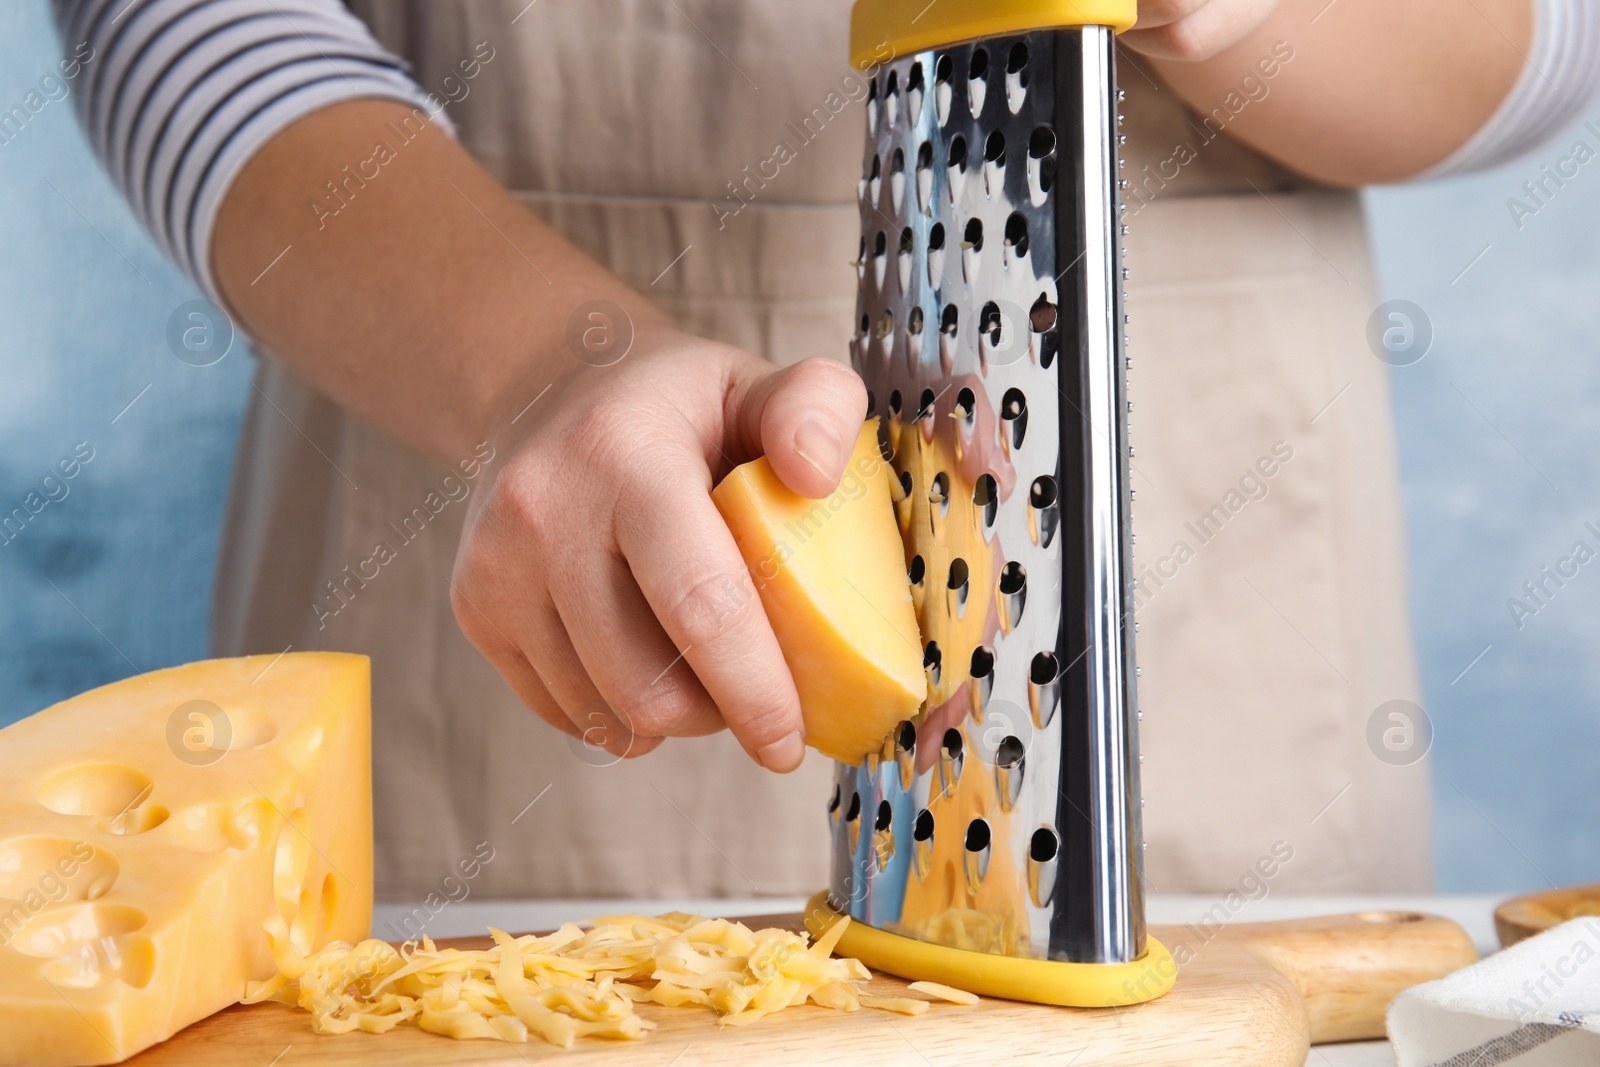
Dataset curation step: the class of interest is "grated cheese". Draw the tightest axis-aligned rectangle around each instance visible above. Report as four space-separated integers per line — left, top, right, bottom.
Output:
241 911 968 1048
907 980 981 1006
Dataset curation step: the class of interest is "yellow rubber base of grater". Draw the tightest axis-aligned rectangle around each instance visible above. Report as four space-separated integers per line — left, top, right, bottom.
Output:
806 891 1176 1007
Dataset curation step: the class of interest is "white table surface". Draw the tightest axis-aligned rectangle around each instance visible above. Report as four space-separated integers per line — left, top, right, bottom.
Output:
372 892 1506 1067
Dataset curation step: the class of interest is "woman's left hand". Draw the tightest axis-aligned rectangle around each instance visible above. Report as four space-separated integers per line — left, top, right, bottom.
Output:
1121 0 1284 60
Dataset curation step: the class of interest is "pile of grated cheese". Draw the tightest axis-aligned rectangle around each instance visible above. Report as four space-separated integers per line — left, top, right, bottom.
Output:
242 912 971 1048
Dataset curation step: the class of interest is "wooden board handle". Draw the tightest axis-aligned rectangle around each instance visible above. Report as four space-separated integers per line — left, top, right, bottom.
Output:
1205 910 1478 1043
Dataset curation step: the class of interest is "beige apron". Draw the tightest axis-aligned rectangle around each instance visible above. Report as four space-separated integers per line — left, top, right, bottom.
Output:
213 1 1432 900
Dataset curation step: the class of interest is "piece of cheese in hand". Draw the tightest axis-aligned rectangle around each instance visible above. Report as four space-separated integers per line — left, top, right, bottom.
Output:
713 419 924 764
0 653 371 1067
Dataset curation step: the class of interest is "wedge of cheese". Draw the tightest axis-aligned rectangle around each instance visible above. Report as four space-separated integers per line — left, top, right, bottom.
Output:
713 420 924 763
0 653 371 1066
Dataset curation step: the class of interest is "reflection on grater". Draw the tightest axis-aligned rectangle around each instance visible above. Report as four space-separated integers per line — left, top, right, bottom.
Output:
824 1 1157 990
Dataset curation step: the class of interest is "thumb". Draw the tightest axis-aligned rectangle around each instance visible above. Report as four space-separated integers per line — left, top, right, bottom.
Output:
731 356 869 499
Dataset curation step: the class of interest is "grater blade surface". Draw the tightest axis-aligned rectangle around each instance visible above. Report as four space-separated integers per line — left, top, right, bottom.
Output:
829 25 1145 966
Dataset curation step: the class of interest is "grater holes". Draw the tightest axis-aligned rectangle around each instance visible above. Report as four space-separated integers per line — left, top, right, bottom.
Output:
865 389 875 417
927 222 947 288
942 728 963 760
885 68 900 128
897 468 913 501
979 301 1002 339
888 389 902 418
855 236 866 281
999 561 1027 595
999 561 1027 631
912 807 934 878
875 798 893 833
984 128 1006 164
1005 41 1029 113
947 135 967 205
1028 126 1057 206
908 553 925 586
938 728 964 797
1000 387 1028 451
907 61 925 124
916 387 936 422
869 153 882 205
1031 293 1059 369
1029 293 1057 330
1029 475 1059 548
1029 651 1061 728
828 782 841 820
974 472 998 536
896 719 917 755
994 734 1025 811
947 557 969 618
872 230 888 290
970 644 995 720
954 385 976 430
929 470 950 518
967 48 989 118
897 226 914 292
983 129 1006 198
923 641 942 688
934 54 954 126
1030 824 1059 863
890 147 906 213
915 141 934 215
847 790 862 822
939 303 957 374
906 308 924 371
866 77 879 135
1004 212 1029 262
1027 826 1059 906
964 818 992 891
962 218 983 282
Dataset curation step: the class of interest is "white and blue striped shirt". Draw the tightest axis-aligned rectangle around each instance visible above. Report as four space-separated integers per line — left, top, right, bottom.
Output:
52 0 1600 304
51 0 445 304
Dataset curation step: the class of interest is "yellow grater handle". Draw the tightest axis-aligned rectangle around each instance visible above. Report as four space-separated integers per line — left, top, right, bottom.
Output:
806 893 1178 1007
850 0 1139 69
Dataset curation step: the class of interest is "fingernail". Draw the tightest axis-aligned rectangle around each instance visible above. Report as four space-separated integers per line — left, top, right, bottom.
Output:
757 730 806 772
793 419 844 483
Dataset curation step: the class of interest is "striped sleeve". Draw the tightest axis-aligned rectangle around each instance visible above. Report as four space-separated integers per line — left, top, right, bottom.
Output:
1420 0 1600 179
51 0 451 305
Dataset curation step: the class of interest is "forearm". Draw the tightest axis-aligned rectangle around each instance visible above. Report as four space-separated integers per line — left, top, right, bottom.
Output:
211 99 670 463
1141 0 1532 186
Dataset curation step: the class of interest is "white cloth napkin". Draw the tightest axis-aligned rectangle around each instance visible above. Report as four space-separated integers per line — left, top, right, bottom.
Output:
1388 917 1600 1066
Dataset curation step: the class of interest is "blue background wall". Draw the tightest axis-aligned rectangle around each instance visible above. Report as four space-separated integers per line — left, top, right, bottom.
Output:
0 1 1594 892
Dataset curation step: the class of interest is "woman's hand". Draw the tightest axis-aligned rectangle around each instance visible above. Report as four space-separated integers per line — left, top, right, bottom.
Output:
449 328 866 772
1121 0 1283 61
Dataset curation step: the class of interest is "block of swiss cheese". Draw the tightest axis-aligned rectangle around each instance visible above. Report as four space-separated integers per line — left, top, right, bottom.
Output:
0 653 371 1066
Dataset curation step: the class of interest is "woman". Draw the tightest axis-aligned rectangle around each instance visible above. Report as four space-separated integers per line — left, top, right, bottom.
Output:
53 0 1596 902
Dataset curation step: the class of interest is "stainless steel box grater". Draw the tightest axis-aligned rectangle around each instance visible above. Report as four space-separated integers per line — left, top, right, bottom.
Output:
808 1 1175 1006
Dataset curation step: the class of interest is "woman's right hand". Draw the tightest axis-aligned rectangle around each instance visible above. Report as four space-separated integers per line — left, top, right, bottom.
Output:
449 324 866 772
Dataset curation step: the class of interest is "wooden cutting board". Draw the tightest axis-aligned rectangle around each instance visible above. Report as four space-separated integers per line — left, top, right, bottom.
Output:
127 910 1477 1066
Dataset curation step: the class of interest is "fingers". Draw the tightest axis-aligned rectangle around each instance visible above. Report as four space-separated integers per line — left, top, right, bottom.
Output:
730 356 868 499
614 449 807 772
452 554 661 760
549 548 724 740
1123 0 1281 61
